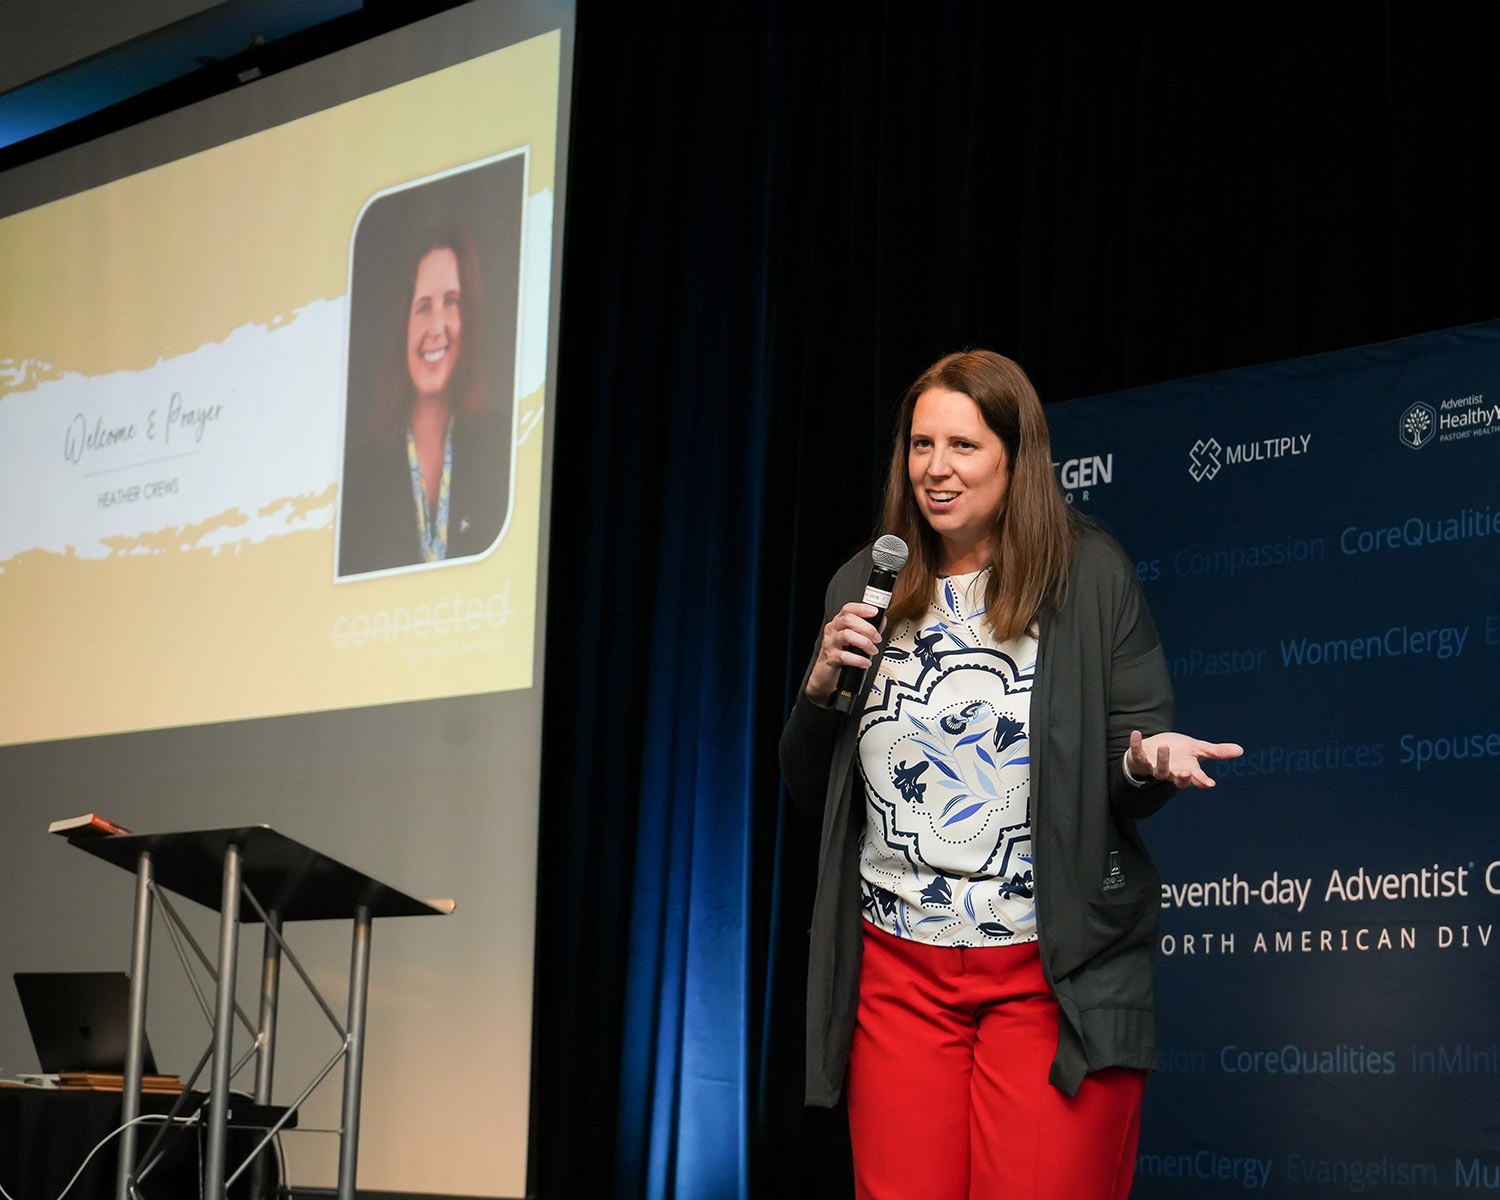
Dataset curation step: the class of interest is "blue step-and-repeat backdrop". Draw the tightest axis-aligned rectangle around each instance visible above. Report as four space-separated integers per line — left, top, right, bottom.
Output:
1047 321 1500 1198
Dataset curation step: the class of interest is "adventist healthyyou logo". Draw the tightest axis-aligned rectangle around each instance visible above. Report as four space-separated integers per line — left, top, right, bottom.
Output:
1189 438 1221 482
1408 393 1500 447
1188 433 1312 482
1399 402 1437 450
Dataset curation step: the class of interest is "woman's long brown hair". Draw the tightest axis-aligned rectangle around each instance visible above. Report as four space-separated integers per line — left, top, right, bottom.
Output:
881 350 1078 641
373 225 486 449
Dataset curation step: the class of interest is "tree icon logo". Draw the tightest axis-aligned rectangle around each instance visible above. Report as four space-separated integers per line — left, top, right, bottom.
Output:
1399 402 1436 450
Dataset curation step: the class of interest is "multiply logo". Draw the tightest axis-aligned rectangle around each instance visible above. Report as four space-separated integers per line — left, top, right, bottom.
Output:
1189 437 1222 482
1399 402 1437 450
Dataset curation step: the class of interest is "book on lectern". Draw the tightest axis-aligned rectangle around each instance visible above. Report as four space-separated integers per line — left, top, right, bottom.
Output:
47 813 132 838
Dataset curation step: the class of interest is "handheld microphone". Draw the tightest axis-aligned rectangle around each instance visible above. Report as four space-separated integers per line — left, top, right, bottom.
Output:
832 534 909 712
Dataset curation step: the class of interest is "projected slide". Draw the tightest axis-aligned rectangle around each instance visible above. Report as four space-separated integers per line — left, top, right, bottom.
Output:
0 31 560 747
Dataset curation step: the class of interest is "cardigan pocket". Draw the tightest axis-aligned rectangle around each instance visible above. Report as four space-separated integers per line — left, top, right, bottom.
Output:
1080 888 1158 962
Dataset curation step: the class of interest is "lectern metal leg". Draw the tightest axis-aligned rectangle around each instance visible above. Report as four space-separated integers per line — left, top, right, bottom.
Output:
116 850 154 1200
247 912 282 1200
336 905 372 1200
254 911 283 1098
203 841 245 1200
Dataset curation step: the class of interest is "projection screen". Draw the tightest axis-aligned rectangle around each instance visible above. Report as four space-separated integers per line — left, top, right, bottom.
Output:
0 3 573 1195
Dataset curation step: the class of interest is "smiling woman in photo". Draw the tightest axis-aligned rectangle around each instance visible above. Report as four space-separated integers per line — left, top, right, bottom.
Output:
338 223 507 577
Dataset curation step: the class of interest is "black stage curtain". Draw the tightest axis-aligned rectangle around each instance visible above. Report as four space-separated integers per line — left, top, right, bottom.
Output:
532 2 1500 1197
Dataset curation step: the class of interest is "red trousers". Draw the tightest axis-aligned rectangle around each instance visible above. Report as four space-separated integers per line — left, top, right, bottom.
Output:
847 922 1145 1200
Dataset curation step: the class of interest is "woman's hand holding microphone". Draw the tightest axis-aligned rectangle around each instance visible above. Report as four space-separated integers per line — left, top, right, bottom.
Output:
805 603 886 706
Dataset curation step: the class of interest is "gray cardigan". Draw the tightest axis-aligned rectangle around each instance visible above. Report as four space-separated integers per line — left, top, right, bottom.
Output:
779 529 1177 1105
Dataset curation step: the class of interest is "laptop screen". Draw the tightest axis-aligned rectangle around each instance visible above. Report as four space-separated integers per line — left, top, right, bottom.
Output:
13 971 158 1075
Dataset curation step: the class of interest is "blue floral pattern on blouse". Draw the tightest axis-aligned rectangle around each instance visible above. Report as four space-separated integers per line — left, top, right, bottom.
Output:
857 568 1037 946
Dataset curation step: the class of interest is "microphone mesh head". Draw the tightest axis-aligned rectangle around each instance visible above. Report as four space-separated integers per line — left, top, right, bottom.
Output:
871 534 909 572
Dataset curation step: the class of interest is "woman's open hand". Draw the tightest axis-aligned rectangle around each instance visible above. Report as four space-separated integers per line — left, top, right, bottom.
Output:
1128 730 1244 789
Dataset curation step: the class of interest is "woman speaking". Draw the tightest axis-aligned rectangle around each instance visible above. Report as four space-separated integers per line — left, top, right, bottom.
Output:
338 225 507 577
780 350 1241 1200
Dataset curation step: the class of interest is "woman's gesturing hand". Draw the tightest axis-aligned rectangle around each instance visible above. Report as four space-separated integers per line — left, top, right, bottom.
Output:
805 602 885 705
1128 730 1245 789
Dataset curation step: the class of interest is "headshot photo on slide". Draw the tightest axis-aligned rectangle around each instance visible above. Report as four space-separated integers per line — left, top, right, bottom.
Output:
336 151 526 580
